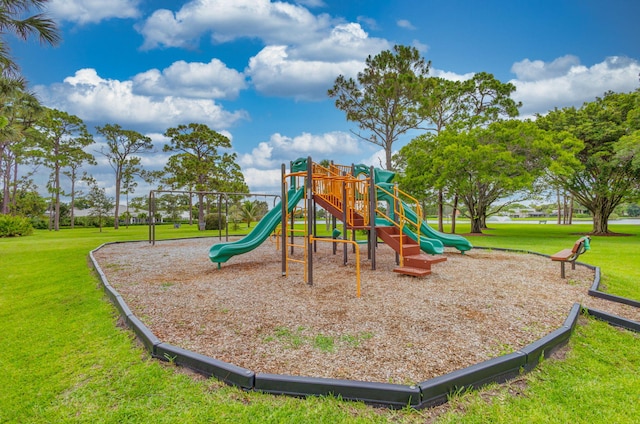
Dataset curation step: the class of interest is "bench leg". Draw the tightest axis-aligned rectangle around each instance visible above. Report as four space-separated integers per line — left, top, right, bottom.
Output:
560 262 565 279
571 260 576 270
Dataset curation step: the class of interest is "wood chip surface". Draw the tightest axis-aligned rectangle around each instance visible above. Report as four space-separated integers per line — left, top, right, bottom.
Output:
93 237 640 384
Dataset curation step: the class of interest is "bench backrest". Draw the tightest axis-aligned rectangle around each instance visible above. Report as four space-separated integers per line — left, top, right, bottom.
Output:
572 236 591 255
571 239 583 253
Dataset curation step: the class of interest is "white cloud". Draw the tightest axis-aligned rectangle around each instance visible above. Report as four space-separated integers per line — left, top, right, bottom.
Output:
397 19 416 30
132 59 247 100
511 55 581 82
239 131 364 192
360 149 392 169
412 39 429 54
48 0 141 24
293 22 389 61
137 0 331 50
239 131 361 170
242 167 283 193
430 68 475 81
135 1 391 101
36 68 248 131
511 56 640 117
246 45 364 100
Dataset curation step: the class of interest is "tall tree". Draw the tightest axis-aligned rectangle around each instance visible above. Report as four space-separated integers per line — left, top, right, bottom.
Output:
396 73 521 230
162 123 247 229
328 45 431 170
401 120 581 233
96 123 153 229
0 0 61 76
536 89 640 234
36 108 93 231
0 79 42 214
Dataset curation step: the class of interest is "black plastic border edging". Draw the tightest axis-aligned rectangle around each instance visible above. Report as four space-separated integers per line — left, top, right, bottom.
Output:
156 343 255 389
255 373 420 408
416 303 581 409
585 308 640 332
89 241 632 409
588 268 640 308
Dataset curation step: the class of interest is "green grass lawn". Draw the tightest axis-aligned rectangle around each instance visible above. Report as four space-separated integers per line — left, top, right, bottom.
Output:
1 223 638 423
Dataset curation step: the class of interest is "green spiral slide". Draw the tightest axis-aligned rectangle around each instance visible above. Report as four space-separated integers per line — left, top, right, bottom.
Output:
209 187 304 264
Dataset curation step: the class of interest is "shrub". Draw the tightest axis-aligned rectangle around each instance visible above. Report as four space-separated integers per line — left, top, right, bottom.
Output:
0 215 34 237
205 213 226 230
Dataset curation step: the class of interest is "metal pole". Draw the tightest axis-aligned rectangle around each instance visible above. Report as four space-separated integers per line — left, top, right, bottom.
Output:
148 190 154 245
307 156 313 285
281 163 287 276
342 177 348 265
369 166 376 270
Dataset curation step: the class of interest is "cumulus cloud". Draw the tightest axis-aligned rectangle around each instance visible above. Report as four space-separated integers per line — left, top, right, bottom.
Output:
293 22 389 62
35 68 248 131
242 167 283 193
238 131 362 192
511 55 582 82
48 0 141 24
511 56 640 117
136 0 331 50
135 1 391 101
132 59 247 100
246 45 364 100
239 131 361 169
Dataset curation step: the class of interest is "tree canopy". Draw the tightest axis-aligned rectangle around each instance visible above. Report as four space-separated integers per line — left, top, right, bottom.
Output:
399 120 581 233
96 123 153 230
536 89 640 234
328 45 431 170
162 123 247 228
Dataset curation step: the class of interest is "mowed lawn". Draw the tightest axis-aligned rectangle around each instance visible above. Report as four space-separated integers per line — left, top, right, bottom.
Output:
1 223 638 423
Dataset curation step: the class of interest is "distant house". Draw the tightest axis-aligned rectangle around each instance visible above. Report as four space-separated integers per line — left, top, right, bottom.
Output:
73 205 162 224
509 208 547 218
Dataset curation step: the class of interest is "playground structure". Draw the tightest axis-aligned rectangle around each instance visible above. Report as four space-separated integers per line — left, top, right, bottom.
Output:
209 157 472 290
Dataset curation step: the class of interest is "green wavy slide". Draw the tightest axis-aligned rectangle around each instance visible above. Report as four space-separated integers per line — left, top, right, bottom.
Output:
209 187 304 264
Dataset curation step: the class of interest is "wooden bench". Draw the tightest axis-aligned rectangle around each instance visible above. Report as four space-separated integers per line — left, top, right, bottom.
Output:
538 220 547 224
550 236 591 278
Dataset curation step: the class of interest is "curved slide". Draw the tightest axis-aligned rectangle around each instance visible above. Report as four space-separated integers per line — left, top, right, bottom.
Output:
401 202 473 253
209 187 304 264
375 216 444 255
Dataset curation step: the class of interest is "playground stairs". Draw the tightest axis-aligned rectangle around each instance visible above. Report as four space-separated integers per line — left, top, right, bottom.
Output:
376 226 447 277
313 193 368 229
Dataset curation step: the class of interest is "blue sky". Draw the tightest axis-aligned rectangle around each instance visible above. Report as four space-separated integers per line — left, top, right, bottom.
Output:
10 0 640 197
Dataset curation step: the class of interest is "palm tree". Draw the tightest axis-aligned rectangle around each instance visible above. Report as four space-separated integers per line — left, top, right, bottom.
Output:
240 200 260 228
0 0 61 76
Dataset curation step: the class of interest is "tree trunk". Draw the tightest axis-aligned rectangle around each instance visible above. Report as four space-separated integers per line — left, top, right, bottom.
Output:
556 188 561 225
568 194 574 225
470 216 483 233
437 189 444 232
451 195 458 234
2 161 10 214
592 211 609 234
70 178 76 229
54 163 60 231
198 192 205 230
114 173 121 230
11 160 18 212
